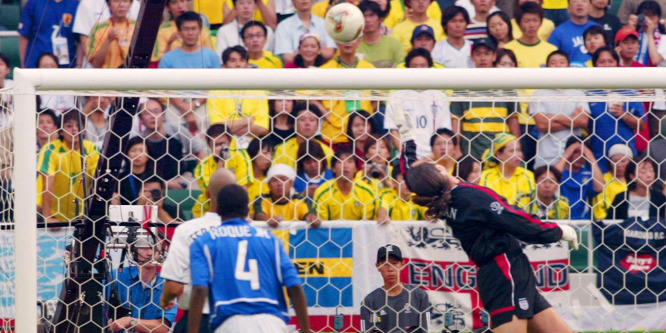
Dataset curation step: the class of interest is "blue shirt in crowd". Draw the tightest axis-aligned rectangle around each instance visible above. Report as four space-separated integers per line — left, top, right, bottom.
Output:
190 218 301 331
548 20 601 67
158 47 222 69
294 169 334 196
561 164 599 220
18 0 79 68
586 90 645 172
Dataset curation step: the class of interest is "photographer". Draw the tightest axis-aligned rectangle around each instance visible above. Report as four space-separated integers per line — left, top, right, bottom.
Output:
137 177 182 227
626 1 665 66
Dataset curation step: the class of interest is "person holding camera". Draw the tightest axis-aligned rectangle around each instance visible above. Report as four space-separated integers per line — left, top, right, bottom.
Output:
137 177 182 229
192 124 254 218
625 0 665 66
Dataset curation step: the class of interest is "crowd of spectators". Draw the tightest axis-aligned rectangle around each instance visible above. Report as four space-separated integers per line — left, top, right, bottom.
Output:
2 0 664 228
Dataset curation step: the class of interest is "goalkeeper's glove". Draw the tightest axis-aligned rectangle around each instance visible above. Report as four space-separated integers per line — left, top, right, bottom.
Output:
559 224 579 250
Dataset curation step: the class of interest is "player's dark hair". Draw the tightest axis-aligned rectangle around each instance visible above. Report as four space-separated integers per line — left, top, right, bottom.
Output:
430 128 457 147
637 0 662 17
546 50 570 65
222 45 249 64
217 184 250 218
292 103 323 120
241 21 268 39
625 154 657 191
346 110 375 142
407 163 452 219
583 25 608 46
514 1 544 24
297 140 328 175
454 155 480 182
441 6 470 35
405 48 434 68
486 11 513 46
494 48 517 67
534 165 562 183
0 53 9 68
176 11 203 30
206 124 231 144
358 0 385 19
331 147 358 170
592 46 619 67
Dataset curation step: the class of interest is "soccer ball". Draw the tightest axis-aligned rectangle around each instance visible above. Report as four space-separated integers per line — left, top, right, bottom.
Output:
325 3 365 43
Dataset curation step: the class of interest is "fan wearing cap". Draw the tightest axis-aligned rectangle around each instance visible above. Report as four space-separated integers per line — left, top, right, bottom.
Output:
479 133 535 208
357 0 405 68
615 27 644 67
253 163 321 228
390 0 445 54
470 37 497 67
107 229 176 332
432 6 473 68
360 244 431 333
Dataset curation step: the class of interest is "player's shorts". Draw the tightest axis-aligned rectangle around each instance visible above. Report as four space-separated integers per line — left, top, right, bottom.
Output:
215 313 289 333
477 252 551 328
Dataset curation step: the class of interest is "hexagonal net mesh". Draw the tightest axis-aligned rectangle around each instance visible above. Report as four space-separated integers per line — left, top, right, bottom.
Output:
3 85 666 332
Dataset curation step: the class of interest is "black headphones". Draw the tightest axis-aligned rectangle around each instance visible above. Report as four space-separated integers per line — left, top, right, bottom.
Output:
126 227 166 265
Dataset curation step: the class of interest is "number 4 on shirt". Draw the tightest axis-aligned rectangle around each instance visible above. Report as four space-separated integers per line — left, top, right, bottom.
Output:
235 240 260 290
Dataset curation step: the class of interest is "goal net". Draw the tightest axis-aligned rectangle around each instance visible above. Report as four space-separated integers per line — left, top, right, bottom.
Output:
3 67 666 333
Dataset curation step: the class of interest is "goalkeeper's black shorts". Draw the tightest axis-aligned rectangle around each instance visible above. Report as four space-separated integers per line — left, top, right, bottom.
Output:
477 252 552 328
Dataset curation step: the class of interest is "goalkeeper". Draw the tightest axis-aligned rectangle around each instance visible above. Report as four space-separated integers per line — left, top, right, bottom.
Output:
391 107 577 332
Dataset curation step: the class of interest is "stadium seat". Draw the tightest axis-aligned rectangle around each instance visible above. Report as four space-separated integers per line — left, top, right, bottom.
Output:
166 189 200 221
0 33 20 80
0 4 20 30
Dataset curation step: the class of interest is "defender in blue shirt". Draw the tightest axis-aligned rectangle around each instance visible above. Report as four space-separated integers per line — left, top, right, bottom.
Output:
188 184 311 333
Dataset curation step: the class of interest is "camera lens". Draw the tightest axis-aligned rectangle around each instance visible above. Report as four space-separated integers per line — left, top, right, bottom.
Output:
150 189 162 201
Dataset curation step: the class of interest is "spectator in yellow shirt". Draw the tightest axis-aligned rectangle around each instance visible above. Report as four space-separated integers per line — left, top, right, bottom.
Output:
313 148 377 220
253 163 321 228
376 166 427 222
520 166 570 219
247 137 273 207
209 46 270 148
242 21 283 68
479 133 535 207
38 110 100 223
319 38 375 145
88 0 136 68
504 2 558 68
390 0 446 53
273 104 334 169
192 124 254 217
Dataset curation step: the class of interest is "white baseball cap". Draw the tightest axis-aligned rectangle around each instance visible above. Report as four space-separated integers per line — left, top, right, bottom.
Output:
608 144 634 159
266 163 296 181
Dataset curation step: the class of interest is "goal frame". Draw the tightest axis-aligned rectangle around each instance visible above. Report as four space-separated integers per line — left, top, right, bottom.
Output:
12 67 666 332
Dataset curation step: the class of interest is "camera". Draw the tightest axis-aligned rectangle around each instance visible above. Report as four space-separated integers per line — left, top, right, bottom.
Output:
150 189 163 201
215 143 231 161
638 14 647 27
368 163 385 179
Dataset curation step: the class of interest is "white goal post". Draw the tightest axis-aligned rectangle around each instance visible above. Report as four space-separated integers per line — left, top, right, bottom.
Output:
11 67 666 333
